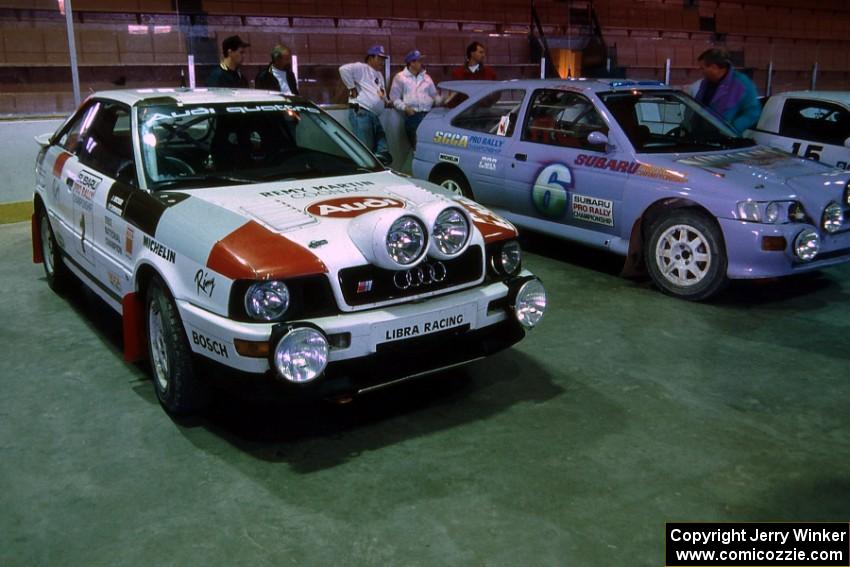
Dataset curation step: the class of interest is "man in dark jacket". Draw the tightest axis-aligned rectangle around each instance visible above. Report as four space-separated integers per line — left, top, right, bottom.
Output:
206 35 250 88
255 44 299 95
450 41 497 80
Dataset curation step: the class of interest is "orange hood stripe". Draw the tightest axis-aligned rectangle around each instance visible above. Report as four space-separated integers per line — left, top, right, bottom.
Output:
206 220 327 280
453 199 518 243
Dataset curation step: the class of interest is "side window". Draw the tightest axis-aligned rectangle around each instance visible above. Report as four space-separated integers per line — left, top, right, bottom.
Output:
57 102 100 154
521 90 607 150
451 89 526 137
780 99 850 146
77 102 133 180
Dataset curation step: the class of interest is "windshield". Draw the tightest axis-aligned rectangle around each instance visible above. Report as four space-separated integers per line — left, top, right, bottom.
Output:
137 101 382 190
599 90 756 153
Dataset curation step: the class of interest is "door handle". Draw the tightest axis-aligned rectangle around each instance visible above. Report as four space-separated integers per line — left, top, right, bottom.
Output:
514 153 527 161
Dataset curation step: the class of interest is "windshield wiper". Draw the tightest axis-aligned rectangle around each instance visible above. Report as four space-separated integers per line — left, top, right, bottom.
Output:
151 173 256 190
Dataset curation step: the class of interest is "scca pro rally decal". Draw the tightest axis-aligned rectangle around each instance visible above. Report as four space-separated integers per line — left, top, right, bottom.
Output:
432 131 505 154
306 196 405 218
532 164 572 218
72 170 102 265
571 194 613 227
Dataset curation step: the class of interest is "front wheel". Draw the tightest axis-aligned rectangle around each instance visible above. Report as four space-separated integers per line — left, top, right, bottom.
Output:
146 277 209 415
432 170 474 199
39 208 70 292
645 210 728 301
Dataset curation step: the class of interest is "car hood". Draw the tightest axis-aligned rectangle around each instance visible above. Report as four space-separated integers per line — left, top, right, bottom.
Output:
177 170 517 280
641 146 850 203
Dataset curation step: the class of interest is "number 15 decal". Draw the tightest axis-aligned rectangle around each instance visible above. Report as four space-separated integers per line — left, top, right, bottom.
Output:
790 142 823 161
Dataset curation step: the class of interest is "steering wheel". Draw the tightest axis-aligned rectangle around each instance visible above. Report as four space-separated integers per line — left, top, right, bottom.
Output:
666 125 691 138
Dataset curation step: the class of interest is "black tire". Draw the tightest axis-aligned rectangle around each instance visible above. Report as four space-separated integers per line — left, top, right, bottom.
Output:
432 169 474 199
645 209 729 301
145 277 209 415
39 207 71 292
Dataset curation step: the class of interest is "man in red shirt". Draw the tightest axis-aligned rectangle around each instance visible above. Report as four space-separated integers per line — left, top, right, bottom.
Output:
450 41 497 80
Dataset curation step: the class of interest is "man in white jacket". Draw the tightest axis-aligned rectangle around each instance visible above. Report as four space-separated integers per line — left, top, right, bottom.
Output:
389 50 440 149
338 45 392 162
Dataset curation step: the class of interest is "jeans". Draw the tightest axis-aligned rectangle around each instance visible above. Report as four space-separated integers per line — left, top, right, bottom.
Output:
348 108 389 156
404 111 428 149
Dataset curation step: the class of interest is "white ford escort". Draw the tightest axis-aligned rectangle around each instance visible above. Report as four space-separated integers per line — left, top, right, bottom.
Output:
33 89 546 414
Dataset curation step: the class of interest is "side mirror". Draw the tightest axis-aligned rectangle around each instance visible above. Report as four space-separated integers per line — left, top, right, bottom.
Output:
587 131 609 146
34 133 52 148
844 137 850 148
376 152 393 167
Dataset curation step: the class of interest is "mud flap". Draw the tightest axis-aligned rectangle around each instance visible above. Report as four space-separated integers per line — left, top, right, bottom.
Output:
32 213 43 264
122 292 146 362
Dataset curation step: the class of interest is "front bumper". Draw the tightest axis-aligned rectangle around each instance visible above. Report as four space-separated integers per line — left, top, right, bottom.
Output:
176 270 538 377
719 218 850 278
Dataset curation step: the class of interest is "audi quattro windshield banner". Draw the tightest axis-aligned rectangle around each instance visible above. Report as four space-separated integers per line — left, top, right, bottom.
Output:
666 522 850 566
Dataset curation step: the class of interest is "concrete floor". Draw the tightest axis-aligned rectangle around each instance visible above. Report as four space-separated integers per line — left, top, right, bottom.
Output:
2 220 850 566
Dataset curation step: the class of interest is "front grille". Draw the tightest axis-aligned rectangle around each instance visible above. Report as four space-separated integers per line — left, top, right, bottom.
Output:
338 245 484 306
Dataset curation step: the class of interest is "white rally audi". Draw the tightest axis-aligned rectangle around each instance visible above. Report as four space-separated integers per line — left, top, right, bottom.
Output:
33 89 546 415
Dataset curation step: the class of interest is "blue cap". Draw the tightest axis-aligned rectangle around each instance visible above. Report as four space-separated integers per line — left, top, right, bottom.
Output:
367 45 388 58
405 50 423 64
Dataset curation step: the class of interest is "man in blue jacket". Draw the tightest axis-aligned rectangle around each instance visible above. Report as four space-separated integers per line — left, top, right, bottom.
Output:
694 48 761 134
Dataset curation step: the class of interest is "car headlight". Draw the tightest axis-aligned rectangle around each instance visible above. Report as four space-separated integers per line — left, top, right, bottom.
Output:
737 200 805 224
822 202 843 233
386 215 427 265
765 202 781 223
273 327 329 383
513 278 547 329
788 202 807 223
492 240 522 276
737 201 760 222
431 207 470 257
794 229 820 261
245 280 290 321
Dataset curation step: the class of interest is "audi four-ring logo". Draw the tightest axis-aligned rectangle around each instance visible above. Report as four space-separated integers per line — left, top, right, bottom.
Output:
393 261 448 290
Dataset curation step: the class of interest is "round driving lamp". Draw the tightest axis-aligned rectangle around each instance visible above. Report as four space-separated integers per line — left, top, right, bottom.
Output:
432 207 470 256
512 278 547 329
273 327 329 383
386 215 427 266
822 202 843 234
793 229 820 262
245 281 290 321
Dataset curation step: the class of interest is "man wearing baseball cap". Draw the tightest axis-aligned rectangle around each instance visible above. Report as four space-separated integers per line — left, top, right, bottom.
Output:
338 45 392 163
207 35 250 88
389 49 441 149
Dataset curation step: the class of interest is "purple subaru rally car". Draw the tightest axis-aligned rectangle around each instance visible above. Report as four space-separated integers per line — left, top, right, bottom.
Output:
413 79 850 300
